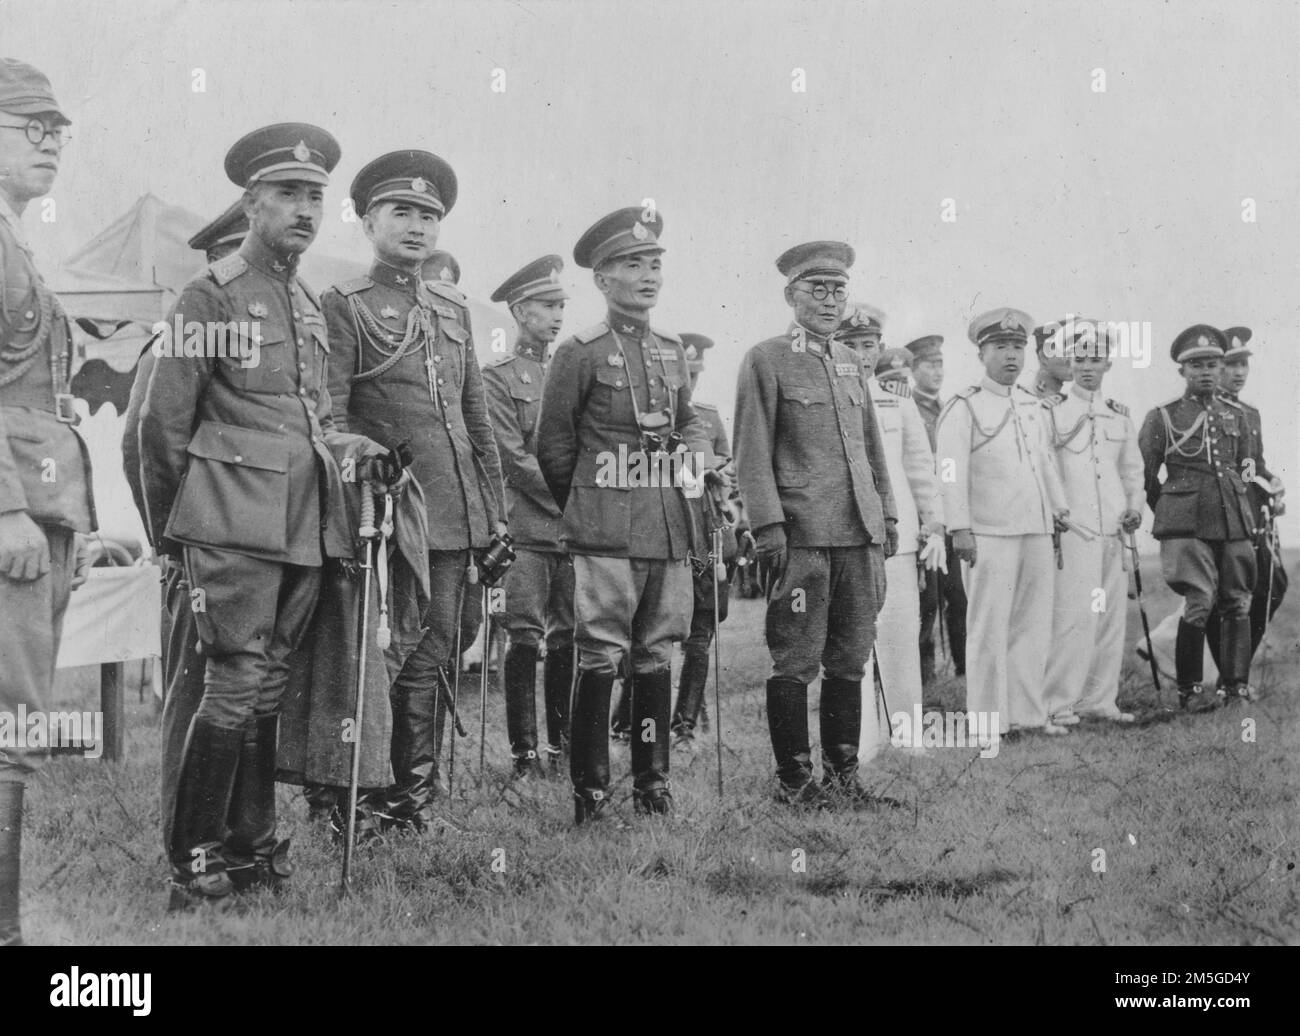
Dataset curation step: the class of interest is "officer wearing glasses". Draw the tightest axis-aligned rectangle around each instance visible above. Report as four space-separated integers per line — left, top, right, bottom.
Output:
733 241 899 810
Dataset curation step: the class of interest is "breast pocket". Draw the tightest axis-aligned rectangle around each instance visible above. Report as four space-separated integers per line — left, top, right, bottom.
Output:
441 322 469 390
233 328 296 395
509 381 540 440
780 383 832 410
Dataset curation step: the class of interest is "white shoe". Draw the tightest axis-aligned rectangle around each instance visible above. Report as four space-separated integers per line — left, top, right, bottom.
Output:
1043 722 1071 736
1053 713 1081 726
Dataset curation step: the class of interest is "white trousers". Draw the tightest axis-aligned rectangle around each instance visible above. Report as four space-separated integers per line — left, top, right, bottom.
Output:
1044 534 1128 718
965 534 1055 732
860 552 922 758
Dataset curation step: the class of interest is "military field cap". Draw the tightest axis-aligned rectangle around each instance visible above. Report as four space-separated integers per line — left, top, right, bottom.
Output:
188 199 248 253
423 250 460 285
351 149 457 218
492 254 568 306
968 307 1034 347
0 58 69 124
875 347 912 379
1222 325 1252 361
837 303 885 338
681 333 714 372
574 207 665 269
777 240 854 283
225 122 339 188
1170 324 1227 363
904 334 944 362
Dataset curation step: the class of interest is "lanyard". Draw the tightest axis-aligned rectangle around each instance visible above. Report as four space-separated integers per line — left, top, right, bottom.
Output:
610 327 675 428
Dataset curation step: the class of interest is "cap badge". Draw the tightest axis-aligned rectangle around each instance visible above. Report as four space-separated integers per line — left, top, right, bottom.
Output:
548 268 560 282
1197 335 1209 347
685 345 698 360
411 177 430 194
631 221 649 241
608 354 625 368
890 355 905 368
248 301 268 318
1000 312 1018 331
381 305 399 320
293 141 311 163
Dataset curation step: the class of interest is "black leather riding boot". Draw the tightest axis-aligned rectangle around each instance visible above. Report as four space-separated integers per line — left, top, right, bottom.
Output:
610 679 631 741
1175 618 1216 712
0 783 22 946
388 678 440 828
767 677 815 794
543 642 574 759
631 669 673 813
504 643 544 777
671 646 710 739
169 716 243 908
570 670 616 823
819 676 863 787
226 714 292 892
1219 614 1253 699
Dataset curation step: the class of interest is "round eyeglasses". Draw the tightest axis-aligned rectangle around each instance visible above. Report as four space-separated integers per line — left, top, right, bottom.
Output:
0 118 71 148
795 281 848 302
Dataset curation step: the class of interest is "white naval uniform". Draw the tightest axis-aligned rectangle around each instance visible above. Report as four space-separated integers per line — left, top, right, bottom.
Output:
860 379 943 758
1043 385 1144 719
936 376 1067 733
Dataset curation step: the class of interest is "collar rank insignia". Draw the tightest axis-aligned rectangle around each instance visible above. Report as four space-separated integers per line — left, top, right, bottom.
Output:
270 260 285 273
608 354 625 368
835 362 858 376
520 371 532 384
395 274 409 285
248 301 268 318
381 305 399 319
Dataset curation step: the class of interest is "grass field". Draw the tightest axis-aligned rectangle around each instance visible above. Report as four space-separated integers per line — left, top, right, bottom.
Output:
20 552 1299 945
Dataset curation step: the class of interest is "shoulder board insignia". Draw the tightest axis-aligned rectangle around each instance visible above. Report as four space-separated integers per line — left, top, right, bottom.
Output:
431 303 458 321
208 253 249 286
882 380 912 398
336 276 374 297
694 400 719 412
1105 397 1129 417
1041 393 1065 408
488 353 516 368
1014 383 1039 396
1219 395 1244 410
955 385 981 399
424 279 466 305
651 327 681 344
575 321 610 344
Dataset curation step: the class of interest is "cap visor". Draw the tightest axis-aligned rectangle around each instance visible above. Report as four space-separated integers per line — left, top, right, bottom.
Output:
255 168 329 186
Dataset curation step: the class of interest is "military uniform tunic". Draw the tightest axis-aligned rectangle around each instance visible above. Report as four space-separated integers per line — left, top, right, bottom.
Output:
1042 386 1144 720
0 197 95 782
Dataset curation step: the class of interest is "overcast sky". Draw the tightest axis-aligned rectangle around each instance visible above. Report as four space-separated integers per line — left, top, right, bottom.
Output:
5 0 1297 538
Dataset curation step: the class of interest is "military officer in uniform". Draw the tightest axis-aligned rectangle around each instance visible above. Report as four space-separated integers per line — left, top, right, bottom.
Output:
734 243 899 808
140 124 393 907
907 333 966 685
936 308 1070 739
838 331 944 756
669 332 733 746
322 150 505 827
1205 326 1287 686
483 255 572 779
1041 321 1143 725
0 58 94 946
122 201 248 862
536 206 708 821
1139 325 1258 708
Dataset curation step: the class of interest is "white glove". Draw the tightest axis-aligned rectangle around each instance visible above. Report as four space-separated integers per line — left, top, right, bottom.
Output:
678 460 702 499
919 532 947 573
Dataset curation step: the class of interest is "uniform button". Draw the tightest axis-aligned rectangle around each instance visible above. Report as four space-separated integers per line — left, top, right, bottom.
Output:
438 378 445 385
293 311 301 319
616 380 624 387
234 454 243 463
299 361 307 370
24 310 34 320
300 387 308 396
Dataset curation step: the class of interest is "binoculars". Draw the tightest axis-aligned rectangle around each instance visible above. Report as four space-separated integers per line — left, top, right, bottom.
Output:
639 429 685 455
477 530 517 587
